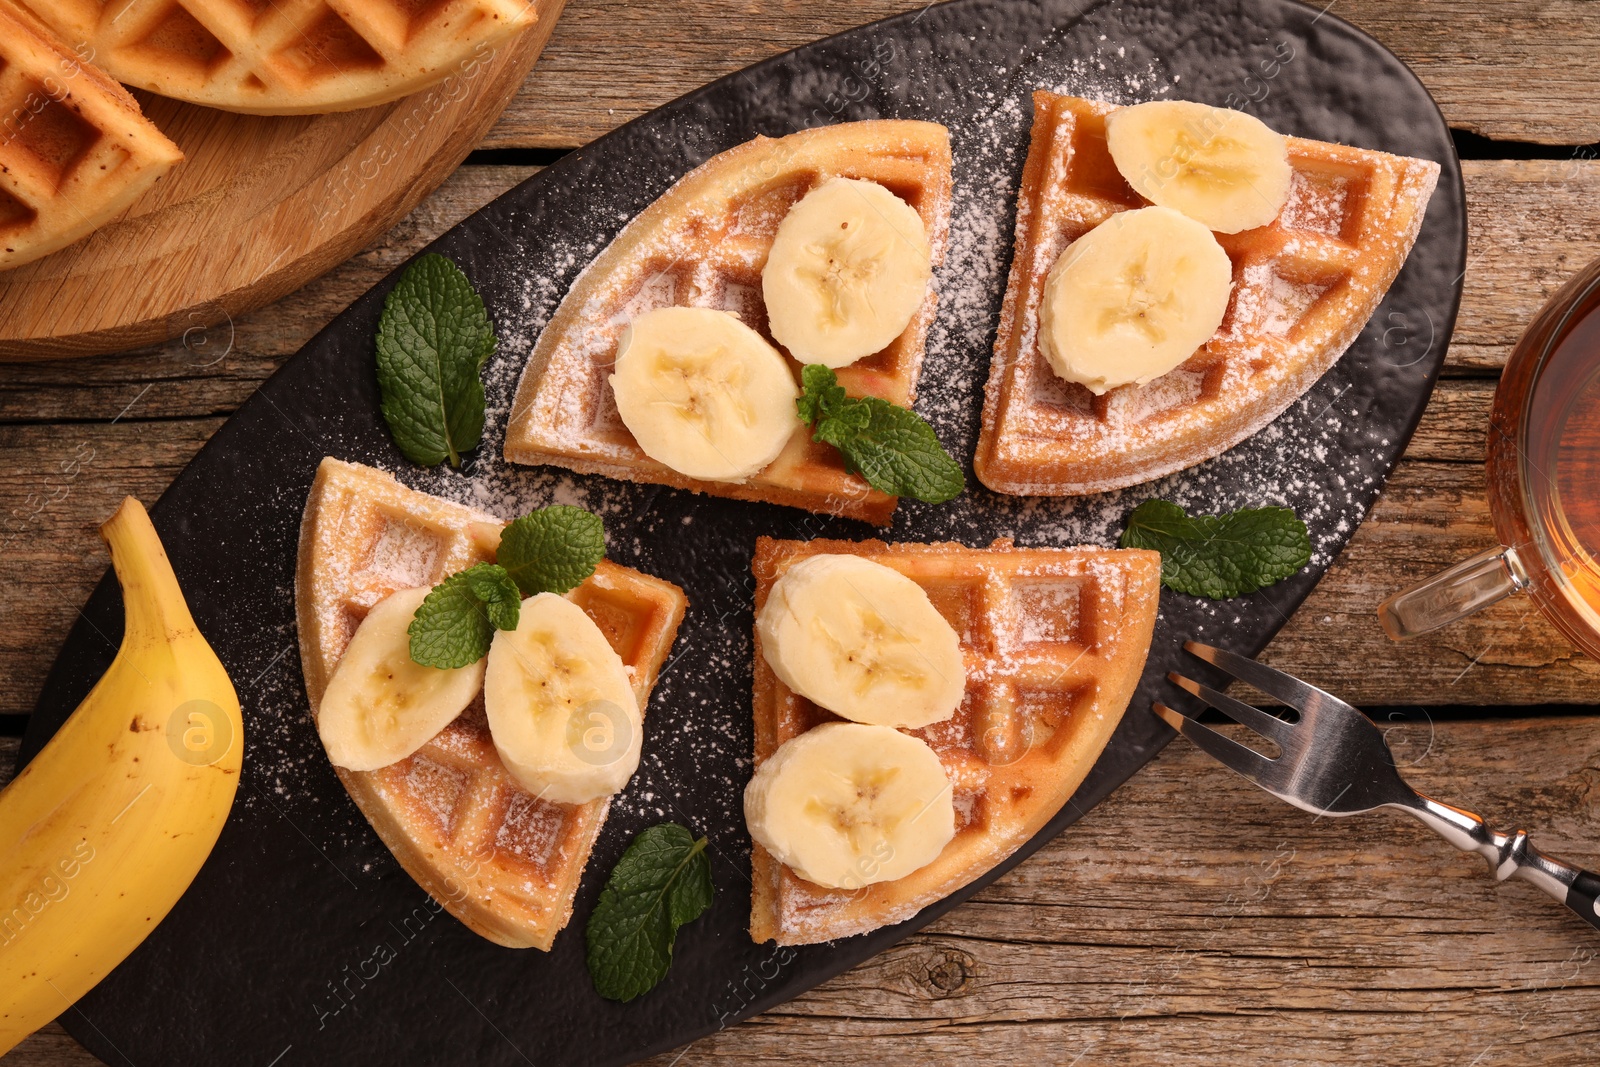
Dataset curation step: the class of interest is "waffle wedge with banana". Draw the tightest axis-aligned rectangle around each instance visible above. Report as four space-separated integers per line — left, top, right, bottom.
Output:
504 120 954 525
296 458 686 950
745 536 1160 945
976 91 1440 496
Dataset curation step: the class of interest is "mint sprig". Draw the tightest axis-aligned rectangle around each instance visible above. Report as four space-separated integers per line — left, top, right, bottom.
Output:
796 365 963 504
498 506 606 596
408 563 521 668
586 823 713 1002
376 253 496 468
1119 499 1312 599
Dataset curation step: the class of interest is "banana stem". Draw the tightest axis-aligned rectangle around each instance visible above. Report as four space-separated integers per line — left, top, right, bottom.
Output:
100 497 199 650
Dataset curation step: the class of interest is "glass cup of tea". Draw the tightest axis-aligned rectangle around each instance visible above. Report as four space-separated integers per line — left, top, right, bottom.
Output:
1379 255 1600 659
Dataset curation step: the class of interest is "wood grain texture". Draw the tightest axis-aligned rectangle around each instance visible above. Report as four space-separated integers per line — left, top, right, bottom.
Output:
0 5 561 361
486 0 1600 149
8 713 1600 1066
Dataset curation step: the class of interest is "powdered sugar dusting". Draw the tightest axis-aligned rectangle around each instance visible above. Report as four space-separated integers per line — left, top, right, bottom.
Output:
233 28 1446 956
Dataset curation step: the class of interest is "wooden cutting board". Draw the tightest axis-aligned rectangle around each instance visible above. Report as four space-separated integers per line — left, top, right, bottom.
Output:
0 0 563 361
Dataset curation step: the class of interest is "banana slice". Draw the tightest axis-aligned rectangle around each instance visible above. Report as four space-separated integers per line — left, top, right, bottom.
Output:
1105 100 1292 234
758 554 965 729
1038 205 1233 395
763 177 933 368
318 587 484 771
484 592 643 805
745 722 955 890
610 306 799 483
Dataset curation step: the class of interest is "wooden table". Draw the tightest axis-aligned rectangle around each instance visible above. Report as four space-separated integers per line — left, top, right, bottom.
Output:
5 2 1600 1063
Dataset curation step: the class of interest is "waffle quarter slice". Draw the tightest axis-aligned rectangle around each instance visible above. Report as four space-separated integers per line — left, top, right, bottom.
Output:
749 536 1160 945
504 120 954 526
24 0 537 115
296 458 687 950
0 0 182 270
976 91 1440 496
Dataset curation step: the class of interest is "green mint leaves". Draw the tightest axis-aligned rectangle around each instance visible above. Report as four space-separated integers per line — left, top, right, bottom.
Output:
797 364 964 505
406 506 607 668
408 563 522 668
498 506 607 596
1120 500 1312 599
586 823 713 1002
376 253 496 469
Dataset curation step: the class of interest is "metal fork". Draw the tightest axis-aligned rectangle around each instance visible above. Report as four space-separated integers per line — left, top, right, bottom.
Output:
1153 640 1600 931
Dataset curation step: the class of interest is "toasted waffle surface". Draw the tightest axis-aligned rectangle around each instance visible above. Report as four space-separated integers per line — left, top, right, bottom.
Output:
0 0 181 270
749 536 1160 945
976 92 1440 496
24 0 536 115
503 120 954 526
296 458 687 950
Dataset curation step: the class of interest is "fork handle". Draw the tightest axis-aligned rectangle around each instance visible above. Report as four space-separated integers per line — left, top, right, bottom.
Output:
1395 793 1600 931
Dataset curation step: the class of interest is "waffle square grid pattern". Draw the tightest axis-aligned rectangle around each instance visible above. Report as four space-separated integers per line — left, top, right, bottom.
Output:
28 0 536 114
748 536 1160 946
0 0 182 267
974 91 1439 496
297 458 687 950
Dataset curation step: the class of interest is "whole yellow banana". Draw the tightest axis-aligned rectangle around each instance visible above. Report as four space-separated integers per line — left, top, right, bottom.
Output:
0 497 242 1055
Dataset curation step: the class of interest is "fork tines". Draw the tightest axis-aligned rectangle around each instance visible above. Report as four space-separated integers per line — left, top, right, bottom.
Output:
1152 640 1342 789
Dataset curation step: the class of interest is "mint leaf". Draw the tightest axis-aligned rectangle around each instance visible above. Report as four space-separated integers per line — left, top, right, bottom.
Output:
1119 499 1312 599
408 563 520 668
497 506 606 595
376 253 496 468
797 365 964 504
586 823 713 1002
461 564 521 630
796 362 847 424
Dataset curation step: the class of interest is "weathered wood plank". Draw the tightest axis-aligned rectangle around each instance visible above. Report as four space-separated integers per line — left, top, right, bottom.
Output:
1266 458 1600 704
9 713 1600 1066
487 0 1600 149
0 160 1591 427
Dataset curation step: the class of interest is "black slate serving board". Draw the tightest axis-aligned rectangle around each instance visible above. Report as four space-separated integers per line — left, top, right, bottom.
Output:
20 0 1464 1063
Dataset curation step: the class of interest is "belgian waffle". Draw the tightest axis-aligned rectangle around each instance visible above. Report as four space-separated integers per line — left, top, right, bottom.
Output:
749 536 1160 945
975 91 1440 496
24 0 537 115
296 458 687 950
0 0 181 270
503 120 954 526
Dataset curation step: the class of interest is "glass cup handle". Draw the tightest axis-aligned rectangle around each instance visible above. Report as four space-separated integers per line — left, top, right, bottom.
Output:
1378 547 1534 641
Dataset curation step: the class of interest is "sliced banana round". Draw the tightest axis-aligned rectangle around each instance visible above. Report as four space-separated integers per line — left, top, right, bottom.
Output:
762 177 933 368
745 722 955 890
318 586 484 772
1105 99 1292 234
1038 205 1233 395
758 554 964 729
610 306 799 483
484 592 642 805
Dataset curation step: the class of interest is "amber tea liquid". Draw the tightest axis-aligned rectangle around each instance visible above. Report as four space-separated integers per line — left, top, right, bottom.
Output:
1487 263 1600 656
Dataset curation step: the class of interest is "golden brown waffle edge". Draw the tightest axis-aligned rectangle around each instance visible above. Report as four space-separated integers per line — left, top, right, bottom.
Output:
503 119 955 526
296 457 687 950
22 0 538 116
0 0 182 271
974 90 1440 497
748 535 1160 946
